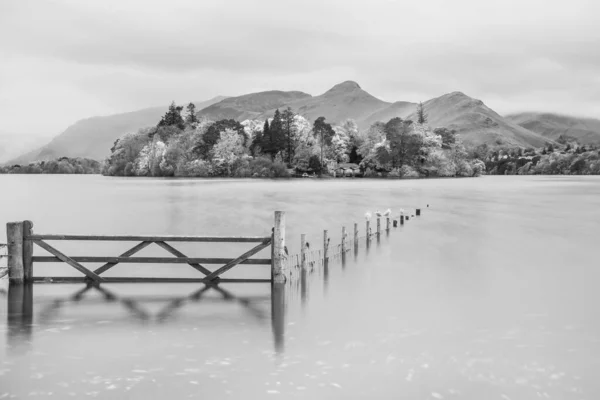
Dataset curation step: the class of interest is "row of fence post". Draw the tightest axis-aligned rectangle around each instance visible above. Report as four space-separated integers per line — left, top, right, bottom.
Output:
274 207 422 282
4 210 421 284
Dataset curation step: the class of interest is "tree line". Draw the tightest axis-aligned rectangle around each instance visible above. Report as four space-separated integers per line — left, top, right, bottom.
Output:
102 101 483 178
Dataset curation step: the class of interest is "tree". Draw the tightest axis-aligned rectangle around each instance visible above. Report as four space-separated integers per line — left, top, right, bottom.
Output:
312 116 335 176
250 120 267 156
212 128 246 176
281 107 297 165
194 119 246 159
433 127 456 149
383 117 418 168
308 155 322 174
262 110 286 161
417 102 428 124
185 103 198 125
158 101 185 130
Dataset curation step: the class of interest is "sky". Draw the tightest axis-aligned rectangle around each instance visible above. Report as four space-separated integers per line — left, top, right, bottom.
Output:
1 0 599 137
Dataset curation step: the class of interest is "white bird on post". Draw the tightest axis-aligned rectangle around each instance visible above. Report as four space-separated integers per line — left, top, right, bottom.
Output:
365 211 372 220
383 209 391 217
375 210 382 218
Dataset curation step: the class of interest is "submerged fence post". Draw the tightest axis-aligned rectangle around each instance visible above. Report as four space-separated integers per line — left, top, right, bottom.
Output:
300 234 306 270
416 209 421 216
366 220 370 245
353 223 358 251
400 215 404 225
376 217 381 238
386 217 390 232
323 230 329 265
341 226 346 254
7 222 25 284
272 211 286 284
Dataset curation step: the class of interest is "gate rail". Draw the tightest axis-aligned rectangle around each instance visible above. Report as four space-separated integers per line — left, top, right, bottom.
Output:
5 211 287 284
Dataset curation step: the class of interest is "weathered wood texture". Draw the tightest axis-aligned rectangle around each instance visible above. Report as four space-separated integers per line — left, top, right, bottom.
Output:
23 221 33 281
32 277 271 283
27 234 270 242
377 218 381 237
354 223 358 248
272 211 286 283
33 240 105 283
341 226 347 254
7 222 24 284
323 230 329 262
300 234 306 270
32 257 271 264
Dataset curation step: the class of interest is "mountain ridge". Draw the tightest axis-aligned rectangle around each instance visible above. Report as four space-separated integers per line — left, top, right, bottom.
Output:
9 81 596 165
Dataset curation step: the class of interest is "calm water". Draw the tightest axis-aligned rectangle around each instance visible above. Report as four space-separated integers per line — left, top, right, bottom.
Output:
1 175 599 399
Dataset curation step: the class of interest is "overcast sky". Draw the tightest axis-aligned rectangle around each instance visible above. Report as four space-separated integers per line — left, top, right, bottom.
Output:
1 0 599 137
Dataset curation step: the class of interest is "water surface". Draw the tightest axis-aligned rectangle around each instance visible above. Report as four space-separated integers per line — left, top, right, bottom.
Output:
1 175 599 399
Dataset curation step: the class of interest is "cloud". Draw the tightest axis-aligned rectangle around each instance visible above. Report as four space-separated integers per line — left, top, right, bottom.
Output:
0 0 599 136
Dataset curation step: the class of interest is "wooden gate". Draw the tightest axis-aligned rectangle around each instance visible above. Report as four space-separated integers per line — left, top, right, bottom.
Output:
5 211 287 284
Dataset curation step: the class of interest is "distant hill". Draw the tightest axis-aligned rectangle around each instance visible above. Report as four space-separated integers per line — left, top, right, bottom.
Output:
7 96 227 165
257 81 398 129
361 101 416 129
10 81 594 165
406 92 551 147
505 112 600 145
197 91 310 121
0 131 53 165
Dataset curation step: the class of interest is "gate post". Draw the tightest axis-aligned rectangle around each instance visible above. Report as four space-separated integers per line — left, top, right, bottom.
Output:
272 211 286 284
7 222 25 284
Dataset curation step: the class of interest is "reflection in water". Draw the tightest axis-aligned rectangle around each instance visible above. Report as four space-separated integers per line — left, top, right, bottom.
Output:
5 281 288 355
270 283 285 355
7 283 33 355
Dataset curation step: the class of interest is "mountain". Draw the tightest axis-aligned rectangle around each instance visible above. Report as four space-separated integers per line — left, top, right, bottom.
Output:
7 96 227 165
505 112 600 145
406 92 551 147
257 81 395 129
361 101 416 129
197 91 311 121
0 131 54 164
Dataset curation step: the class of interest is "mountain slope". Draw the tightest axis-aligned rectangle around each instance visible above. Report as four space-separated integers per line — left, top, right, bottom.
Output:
361 101 416 129
407 92 551 147
255 81 395 128
506 112 600 145
9 97 227 164
197 91 311 121
0 131 54 165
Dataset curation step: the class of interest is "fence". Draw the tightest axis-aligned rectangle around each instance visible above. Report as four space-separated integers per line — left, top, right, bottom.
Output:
3 207 426 285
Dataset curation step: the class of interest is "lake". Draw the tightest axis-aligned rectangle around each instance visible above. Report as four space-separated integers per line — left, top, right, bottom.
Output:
1 175 599 399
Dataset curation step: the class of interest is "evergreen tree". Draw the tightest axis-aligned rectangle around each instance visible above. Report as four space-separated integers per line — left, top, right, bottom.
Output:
262 110 286 160
185 103 198 124
158 101 185 130
416 102 428 124
251 120 268 156
281 107 296 164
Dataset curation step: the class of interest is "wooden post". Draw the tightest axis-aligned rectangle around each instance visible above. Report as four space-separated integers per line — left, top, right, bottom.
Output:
300 234 306 270
7 222 25 284
323 230 329 265
393 220 398 228
416 209 421 216
376 217 381 238
272 211 286 284
386 217 390 232
366 220 370 244
23 220 33 282
353 222 358 250
341 226 346 254
400 215 404 225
